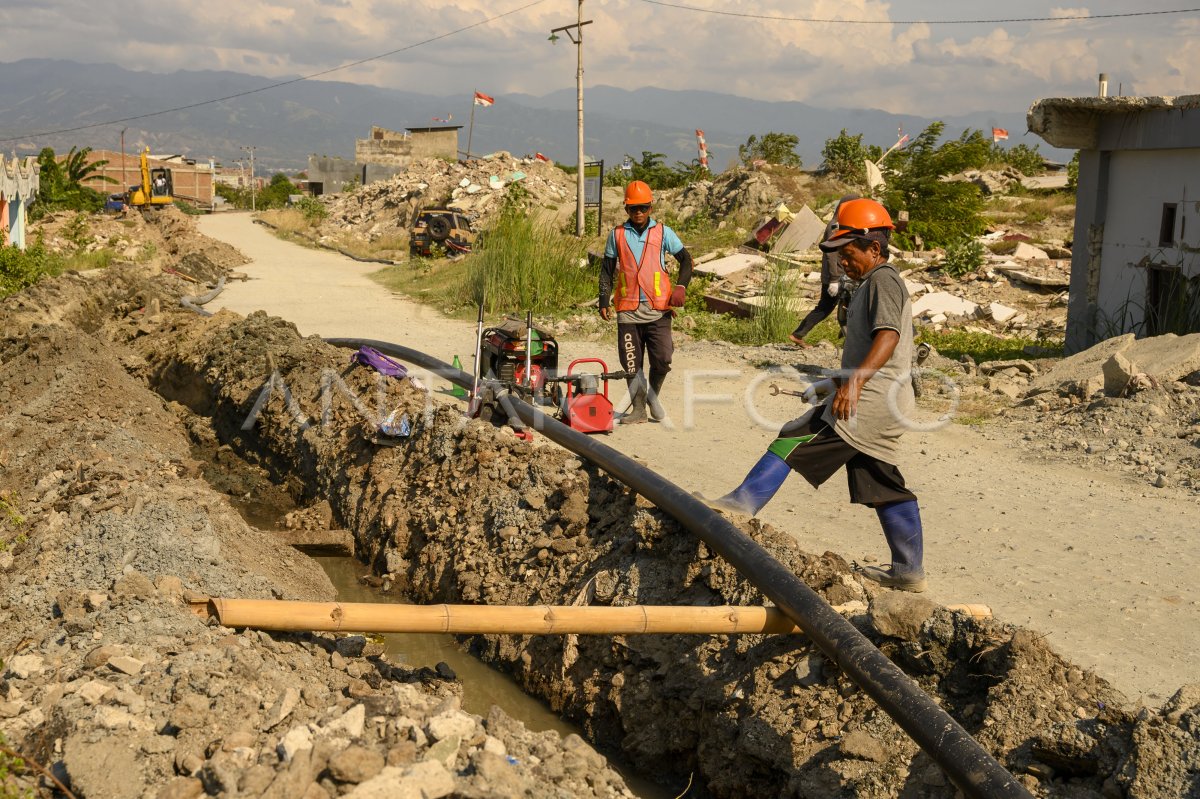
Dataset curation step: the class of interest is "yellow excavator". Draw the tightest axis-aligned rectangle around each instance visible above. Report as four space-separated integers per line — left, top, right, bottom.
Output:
127 147 173 209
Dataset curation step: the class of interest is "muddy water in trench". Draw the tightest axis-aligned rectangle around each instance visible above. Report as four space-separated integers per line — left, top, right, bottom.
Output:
202 454 669 798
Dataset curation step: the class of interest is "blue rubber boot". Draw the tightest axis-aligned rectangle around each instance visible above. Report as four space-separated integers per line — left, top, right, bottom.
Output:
860 500 927 592
703 452 791 517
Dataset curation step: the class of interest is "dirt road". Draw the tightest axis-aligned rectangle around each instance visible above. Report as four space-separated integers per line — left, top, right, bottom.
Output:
201 211 1200 704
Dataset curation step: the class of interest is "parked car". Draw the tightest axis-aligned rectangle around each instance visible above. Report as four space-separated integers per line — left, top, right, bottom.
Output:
104 193 127 213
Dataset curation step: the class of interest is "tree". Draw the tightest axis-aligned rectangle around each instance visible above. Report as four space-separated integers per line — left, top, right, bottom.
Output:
629 151 682 190
880 122 989 249
820 129 886 185
738 133 802 168
29 146 106 219
995 143 1044 176
62 146 115 188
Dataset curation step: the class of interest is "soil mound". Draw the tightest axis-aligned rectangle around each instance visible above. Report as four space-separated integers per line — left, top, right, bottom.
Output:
131 308 1200 798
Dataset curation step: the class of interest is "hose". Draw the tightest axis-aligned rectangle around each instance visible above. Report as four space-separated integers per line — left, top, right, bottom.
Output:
324 336 1031 799
180 275 226 317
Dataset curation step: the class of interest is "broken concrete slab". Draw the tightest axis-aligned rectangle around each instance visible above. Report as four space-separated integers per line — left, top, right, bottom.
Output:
1029 333 1135 393
738 294 801 315
772 205 825 253
988 302 1020 324
1013 242 1051 260
1032 332 1200 396
903 279 930 297
693 252 768 278
994 263 1071 289
1123 332 1200 384
911 292 980 319
980 359 1037 376
1020 174 1070 190
1102 352 1142 396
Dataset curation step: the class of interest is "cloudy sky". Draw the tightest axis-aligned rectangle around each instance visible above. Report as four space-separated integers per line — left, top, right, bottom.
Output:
2 0 1196 116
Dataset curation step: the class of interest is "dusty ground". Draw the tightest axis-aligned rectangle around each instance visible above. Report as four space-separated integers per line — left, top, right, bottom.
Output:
201 212 1200 707
2 208 1198 798
0 211 637 799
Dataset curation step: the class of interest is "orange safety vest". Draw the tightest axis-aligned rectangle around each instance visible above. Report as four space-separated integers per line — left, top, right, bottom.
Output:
613 224 672 312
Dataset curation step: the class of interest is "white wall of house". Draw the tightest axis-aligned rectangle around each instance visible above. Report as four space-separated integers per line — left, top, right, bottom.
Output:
1030 96 1200 352
1092 149 1200 336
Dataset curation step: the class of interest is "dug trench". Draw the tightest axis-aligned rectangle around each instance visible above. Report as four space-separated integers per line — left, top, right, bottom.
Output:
2 248 1199 797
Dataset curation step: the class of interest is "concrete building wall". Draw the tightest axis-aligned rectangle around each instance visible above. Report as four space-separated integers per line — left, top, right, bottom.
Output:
1069 147 1200 350
1030 97 1200 352
0 155 40 250
310 127 457 195
81 150 214 207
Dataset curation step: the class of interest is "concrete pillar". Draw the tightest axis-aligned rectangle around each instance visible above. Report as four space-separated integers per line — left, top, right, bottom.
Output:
1098 73 1109 98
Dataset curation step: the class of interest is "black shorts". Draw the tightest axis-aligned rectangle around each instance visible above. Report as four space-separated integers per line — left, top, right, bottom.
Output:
769 410 915 506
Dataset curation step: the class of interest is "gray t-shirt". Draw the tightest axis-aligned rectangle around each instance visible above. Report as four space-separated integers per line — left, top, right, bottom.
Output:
821 263 914 463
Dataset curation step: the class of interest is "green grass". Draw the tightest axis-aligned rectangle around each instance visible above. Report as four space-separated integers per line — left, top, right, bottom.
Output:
916 328 1063 363
61 248 117 271
460 203 594 315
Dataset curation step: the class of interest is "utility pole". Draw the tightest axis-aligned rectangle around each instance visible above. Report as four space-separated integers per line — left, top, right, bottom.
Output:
119 128 128 196
242 145 257 211
549 2 592 237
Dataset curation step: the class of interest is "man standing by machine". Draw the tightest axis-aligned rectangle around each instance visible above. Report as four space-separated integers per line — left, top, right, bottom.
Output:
598 181 693 424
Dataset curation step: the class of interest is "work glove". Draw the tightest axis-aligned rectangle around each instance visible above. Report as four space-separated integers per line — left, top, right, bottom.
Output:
801 378 835 403
669 285 687 308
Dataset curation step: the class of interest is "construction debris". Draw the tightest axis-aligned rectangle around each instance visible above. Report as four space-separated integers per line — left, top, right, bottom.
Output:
315 154 577 247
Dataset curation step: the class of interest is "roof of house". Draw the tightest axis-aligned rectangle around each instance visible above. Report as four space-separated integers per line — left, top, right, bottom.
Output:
1027 94 1200 149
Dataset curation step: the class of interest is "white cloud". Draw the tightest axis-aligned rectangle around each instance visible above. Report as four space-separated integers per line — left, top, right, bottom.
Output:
0 0 1194 115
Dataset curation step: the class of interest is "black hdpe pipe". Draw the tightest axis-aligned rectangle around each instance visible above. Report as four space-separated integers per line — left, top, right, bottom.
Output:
325 336 1031 799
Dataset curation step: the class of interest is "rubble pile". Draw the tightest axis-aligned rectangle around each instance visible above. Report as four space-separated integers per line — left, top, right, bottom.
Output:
669 167 786 223
316 154 577 245
999 332 1200 492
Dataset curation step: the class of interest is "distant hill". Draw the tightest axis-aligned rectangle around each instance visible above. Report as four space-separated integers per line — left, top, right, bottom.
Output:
0 59 1059 174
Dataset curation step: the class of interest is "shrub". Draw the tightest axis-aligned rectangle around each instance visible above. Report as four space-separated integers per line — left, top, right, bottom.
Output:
940 238 986 278
0 240 63 297
293 196 328 223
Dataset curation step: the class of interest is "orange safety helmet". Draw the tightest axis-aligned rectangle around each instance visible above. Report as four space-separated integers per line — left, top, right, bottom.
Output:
819 198 894 251
624 180 653 206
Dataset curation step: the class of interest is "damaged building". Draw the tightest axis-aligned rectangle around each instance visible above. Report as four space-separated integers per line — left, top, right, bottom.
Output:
307 125 461 196
1028 93 1200 353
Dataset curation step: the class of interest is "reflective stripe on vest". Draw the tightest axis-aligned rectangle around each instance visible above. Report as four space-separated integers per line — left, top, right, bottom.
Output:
613 224 671 312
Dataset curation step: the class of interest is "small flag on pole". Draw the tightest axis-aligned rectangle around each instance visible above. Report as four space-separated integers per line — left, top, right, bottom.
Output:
473 91 495 107
992 127 1009 142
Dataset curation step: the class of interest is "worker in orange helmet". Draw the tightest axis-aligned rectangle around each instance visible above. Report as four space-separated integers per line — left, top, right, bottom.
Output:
599 180 694 424
703 198 927 592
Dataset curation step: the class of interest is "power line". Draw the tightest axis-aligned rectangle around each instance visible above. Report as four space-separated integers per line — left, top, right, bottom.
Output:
0 0 545 143
638 0 1200 25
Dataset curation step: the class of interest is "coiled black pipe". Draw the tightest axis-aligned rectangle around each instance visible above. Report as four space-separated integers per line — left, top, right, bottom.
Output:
326 336 1032 799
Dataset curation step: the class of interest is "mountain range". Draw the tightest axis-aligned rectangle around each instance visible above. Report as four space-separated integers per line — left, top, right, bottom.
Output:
0 59 1061 174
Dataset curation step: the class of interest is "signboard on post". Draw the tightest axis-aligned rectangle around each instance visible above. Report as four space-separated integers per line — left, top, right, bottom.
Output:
584 160 604 232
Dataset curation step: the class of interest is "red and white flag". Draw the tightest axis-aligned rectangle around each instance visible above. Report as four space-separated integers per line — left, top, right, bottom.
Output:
473 91 495 107
992 127 1009 142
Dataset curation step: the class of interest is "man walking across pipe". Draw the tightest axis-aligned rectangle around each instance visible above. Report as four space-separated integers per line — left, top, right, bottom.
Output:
598 180 693 424
703 198 927 592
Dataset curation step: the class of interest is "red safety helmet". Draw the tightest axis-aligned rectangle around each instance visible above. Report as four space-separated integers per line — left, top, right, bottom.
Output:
623 180 653 206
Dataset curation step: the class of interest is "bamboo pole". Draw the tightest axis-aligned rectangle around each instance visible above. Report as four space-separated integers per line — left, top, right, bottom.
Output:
201 599 992 635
